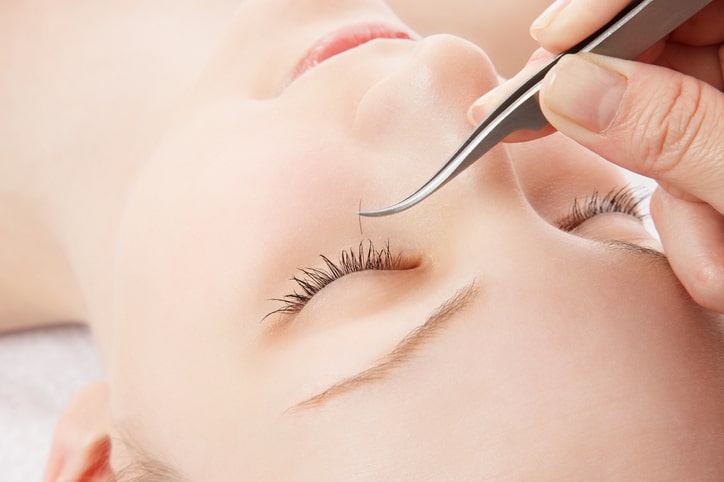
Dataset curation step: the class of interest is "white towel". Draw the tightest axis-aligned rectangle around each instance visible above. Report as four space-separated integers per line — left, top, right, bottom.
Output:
0 324 101 482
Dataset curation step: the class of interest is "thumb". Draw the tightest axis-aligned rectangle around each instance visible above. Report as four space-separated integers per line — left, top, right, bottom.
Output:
539 53 724 212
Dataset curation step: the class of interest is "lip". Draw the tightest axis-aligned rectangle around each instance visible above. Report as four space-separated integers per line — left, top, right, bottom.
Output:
287 22 415 85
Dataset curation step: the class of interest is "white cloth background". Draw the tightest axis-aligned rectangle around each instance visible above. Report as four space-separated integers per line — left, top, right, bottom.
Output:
0 325 101 482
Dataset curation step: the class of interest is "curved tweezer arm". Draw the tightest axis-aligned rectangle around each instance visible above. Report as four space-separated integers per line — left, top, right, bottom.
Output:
359 0 713 217
359 57 556 217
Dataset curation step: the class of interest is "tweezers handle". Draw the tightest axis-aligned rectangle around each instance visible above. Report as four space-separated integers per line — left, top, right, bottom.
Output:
433 0 714 195
574 0 714 58
476 0 715 158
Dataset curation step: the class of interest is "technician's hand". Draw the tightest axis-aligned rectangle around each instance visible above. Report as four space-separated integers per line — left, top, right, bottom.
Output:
469 0 724 313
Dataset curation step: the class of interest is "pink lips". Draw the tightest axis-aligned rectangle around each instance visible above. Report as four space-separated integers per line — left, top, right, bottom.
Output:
289 23 413 83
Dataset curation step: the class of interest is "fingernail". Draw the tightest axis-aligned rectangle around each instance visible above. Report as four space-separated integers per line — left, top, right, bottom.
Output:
531 0 571 40
526 47 555 66
542 55 627 133
468 93 495 125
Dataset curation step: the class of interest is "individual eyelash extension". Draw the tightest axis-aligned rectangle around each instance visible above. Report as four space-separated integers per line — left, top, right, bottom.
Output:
264 241 402 320
558 185 649 232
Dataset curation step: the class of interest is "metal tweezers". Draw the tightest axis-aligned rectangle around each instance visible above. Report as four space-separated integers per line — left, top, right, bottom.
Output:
359 0 713 217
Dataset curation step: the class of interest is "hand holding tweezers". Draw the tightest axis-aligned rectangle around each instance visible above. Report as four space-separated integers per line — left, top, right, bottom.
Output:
360 0 713 217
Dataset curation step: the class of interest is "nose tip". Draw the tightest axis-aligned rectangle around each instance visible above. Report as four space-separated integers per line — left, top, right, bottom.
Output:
389 34 502 138
355 34 506 212
411 33 501 109
354 33 501 146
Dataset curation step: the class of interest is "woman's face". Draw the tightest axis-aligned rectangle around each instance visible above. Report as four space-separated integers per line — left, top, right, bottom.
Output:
110 0 724 479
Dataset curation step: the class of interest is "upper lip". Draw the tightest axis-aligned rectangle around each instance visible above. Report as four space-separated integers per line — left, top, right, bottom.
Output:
287 22 415 85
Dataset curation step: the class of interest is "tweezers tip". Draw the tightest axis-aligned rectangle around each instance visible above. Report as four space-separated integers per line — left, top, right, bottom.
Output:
358 197 421 217
357 207 397 218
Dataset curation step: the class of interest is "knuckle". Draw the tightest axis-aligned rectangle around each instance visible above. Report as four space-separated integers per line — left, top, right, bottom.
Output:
636 76 707 178
687 253 724 312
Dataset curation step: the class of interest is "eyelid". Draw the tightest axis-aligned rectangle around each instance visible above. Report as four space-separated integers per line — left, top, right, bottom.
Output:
286 281 479 413
264 240 414 322
556 185 649 232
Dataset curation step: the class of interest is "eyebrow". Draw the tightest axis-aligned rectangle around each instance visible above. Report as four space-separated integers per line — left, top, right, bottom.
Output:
285 240 663 412
604 239 669 265
287 280 479 412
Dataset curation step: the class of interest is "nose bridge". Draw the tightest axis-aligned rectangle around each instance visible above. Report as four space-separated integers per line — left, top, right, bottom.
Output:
443 170 535 257
363 141 534 267
355 33 507 213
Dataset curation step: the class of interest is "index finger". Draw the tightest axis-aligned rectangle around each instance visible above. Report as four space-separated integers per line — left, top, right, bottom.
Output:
530 0 633 53
669 0 724 46
531 0 724 53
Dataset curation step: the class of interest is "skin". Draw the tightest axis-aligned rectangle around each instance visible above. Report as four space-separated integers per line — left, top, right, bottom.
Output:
0 0 722 480
385 0 552 76
0 0 242 337
472 0 724 312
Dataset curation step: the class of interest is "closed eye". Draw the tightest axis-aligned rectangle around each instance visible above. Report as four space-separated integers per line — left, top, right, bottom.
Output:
556 185 648 232
264 240 407 320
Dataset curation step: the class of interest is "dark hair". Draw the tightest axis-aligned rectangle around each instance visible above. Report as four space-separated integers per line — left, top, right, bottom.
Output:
114 459 183 482
112 429 184 482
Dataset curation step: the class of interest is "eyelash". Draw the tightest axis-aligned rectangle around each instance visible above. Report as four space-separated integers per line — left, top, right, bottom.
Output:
266 186 647 318
266 241 403 319
557 185 648 232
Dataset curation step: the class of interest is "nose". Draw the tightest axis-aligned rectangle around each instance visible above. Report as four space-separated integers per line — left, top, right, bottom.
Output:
354 34 500 159
356 34 524 227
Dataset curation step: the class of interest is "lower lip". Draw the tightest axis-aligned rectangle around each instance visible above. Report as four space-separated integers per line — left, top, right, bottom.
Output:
288 23 413 83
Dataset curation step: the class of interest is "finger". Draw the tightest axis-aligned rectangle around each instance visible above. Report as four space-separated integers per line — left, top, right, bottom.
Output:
636 40 666 64
529 0 631 53
468 49 557 142
651 188 724 314
539 53 724 213
530 0 724 53
669 0 724 46
467 41 668 139
655 43 724 90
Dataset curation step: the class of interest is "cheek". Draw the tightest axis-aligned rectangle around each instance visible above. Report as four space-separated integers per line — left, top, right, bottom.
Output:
109 100 413 477
116 103 369 322
110 104 370 470
510 133 629 223
110 101 377 395
450 238 712 445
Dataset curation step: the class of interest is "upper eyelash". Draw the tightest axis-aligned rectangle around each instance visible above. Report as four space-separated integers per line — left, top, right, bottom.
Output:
557 185 648 232
264 240 402 320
